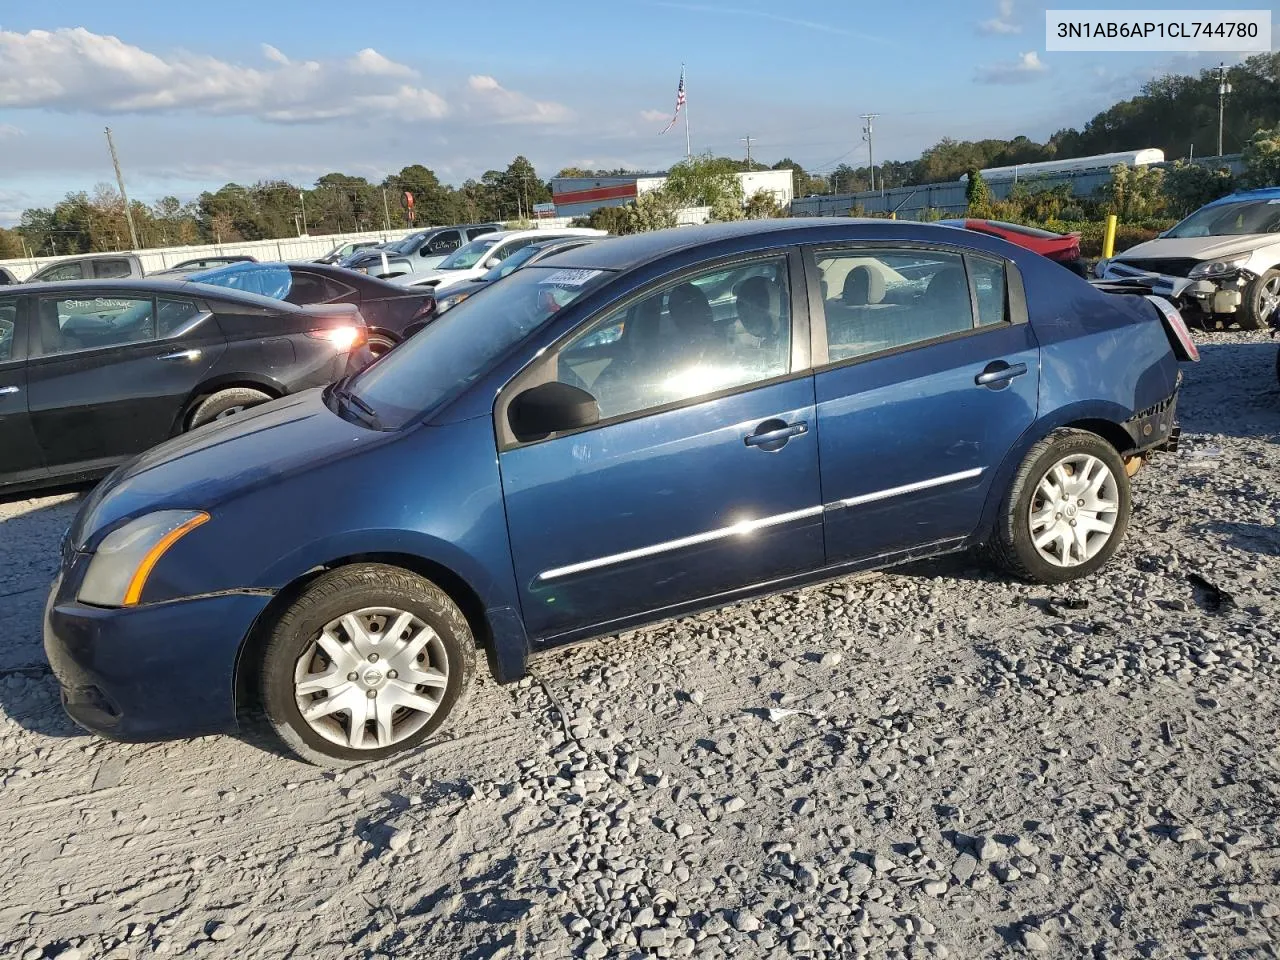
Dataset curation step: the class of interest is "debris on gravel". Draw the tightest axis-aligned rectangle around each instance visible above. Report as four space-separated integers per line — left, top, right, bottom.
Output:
1 330 1278 958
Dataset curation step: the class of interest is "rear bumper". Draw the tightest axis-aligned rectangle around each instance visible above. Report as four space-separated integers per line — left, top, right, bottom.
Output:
1124 380 1180 454
44 578 270 742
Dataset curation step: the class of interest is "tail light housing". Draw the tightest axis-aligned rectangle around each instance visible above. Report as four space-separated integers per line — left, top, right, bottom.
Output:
411 297 437 323
307 325 367 351
1145 295 1199 362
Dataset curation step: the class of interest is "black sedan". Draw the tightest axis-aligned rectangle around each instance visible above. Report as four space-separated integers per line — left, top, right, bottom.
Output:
188 261 435 354
0 279 370 496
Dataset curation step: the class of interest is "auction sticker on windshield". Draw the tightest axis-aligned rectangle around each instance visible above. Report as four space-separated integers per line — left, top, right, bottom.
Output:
541 269 602 287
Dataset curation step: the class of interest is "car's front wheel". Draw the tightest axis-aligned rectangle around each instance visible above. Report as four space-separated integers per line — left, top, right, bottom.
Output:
1238 267 1280 330
260 564 475 765
990 429 1131 584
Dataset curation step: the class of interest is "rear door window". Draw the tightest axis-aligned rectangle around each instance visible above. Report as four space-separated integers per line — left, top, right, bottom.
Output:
426 230 461 254
93 259 133 279
467 226 498 239
37 295 156 355
157 298 204 337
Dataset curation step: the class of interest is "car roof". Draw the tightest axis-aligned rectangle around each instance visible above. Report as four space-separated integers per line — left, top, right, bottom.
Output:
537 217 995 271
4 277 303 311
1206 187 1280 208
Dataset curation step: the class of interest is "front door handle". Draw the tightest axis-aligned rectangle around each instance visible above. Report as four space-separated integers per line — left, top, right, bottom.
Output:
975 360 1028 389
745 419 808 451
157 349 202 362
0 385 19 396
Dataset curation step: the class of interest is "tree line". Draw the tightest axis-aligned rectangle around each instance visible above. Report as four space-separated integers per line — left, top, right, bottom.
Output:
2 52 1277 259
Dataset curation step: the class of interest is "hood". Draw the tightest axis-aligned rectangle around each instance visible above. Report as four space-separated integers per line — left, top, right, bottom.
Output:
71 389 377 548
1114 234 1280 263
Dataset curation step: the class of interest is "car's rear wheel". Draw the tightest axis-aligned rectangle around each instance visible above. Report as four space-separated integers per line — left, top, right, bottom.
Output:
188 387 273 429
989 429 1131 584
259 564 475 765
367 331 398 357
1238 267 1280 330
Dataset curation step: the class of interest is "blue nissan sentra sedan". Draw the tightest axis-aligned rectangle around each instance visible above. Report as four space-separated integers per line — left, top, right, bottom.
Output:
44 219 1196 764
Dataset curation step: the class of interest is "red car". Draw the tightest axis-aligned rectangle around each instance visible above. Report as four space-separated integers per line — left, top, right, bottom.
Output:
940 219 1087 276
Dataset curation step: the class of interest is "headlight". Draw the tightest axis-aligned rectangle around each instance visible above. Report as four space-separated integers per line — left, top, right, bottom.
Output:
1189 256 1249 279
78 511 209 607
435 291 474 315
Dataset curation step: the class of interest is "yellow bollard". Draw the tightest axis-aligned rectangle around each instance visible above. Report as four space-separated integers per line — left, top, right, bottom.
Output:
1102 214 1118 259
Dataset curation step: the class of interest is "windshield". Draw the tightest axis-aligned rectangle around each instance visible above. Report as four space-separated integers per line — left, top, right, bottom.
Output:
480 243 544 281
1166 199 1280 238
438 236 502 270
346 266 611 428
190 263 293 300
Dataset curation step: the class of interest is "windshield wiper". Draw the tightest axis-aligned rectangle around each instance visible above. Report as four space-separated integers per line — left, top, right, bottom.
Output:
330 376 382 429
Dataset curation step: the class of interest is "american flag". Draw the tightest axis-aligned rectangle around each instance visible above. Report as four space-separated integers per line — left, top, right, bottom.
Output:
659 66 686 135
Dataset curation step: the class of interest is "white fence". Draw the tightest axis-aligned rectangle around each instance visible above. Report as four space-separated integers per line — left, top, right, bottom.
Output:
0 213 716 281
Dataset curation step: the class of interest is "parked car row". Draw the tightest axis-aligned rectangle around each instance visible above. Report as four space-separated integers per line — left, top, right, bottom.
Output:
35 217 1199 766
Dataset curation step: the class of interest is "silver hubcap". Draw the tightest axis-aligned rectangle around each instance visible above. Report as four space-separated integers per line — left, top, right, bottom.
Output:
1029 453 1119 567
1259 277 1280 321
293 606 449 750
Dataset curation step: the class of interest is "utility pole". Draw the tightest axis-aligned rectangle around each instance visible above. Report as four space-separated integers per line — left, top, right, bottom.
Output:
382 189 392 232
299 192 308 235
1215 63 1232 156
741 136 756 171
104 127 140 250
860 114 880 197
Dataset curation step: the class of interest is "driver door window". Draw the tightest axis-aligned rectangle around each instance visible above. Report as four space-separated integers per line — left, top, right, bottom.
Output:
426 231 461 255
37 296 156 355
554 257 792 421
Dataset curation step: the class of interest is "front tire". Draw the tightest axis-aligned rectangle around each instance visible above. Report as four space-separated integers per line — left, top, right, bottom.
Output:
259 564 475 765
989 429 1131 584
1238 267 1280 331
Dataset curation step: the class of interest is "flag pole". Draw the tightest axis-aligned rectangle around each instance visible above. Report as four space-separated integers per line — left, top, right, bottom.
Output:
683 63 691 158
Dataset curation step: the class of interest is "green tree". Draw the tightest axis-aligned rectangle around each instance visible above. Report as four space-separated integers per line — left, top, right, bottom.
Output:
663 153 743 207
964 168 992 215
1099 163 1167 219
0 227 24 258
742 190 782 219
1241 126 1280 188
582 204 633 234
628 191 678 232
1163 161 1237 216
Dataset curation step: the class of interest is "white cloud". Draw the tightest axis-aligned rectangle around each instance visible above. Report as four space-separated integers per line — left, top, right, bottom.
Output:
640 108 669 123
978 0 1020 35
261 43 289 65
0 27 446 123
465 74 570 124
975 51 1048 84
0 123 23 138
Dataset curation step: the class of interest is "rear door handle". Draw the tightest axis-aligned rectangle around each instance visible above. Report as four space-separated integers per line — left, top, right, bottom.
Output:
157 349 202 362
0 385 18 396
745 420 808 450
975 360 1028 388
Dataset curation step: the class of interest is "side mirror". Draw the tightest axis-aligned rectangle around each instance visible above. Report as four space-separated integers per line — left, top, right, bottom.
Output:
484 257 502 269
509 381 599 442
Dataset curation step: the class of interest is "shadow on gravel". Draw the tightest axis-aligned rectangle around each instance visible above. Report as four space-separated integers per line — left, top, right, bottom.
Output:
0 491 88 738
1202 521 1280 557
1178 339 1280 439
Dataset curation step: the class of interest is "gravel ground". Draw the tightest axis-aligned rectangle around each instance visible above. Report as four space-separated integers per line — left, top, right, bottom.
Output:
2 330 1278 960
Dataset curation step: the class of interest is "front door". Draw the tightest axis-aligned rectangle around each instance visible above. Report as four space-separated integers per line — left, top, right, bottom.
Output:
499 253 824 642
0 295 46 487
25 292 223 474
809 244 1040 563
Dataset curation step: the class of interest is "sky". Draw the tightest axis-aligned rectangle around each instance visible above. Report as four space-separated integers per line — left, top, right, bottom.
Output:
0 0 1276 225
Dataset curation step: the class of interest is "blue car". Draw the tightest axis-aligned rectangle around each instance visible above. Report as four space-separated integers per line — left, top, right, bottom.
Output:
44 219 1195 764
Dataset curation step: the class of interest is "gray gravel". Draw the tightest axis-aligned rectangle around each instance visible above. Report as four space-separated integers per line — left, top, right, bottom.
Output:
1 329 1278 959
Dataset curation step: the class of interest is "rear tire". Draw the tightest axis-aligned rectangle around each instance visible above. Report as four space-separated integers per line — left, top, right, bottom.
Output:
989 429 1131 584
259 564 475 766
1237 267 1280 331
188 387 272 429
367 331 398 357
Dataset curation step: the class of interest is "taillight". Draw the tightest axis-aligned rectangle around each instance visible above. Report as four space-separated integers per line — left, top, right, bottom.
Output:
307 325 366 351
1144 295 1199 363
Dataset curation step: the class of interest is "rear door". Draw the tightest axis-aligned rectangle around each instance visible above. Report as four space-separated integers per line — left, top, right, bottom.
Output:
25 291 225 474
0 295 47 487
809 243 1040 563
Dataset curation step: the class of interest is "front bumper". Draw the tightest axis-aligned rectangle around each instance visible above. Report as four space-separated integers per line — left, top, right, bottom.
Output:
1100 264 1247 316
1124 379 1180 454
44 576 271 742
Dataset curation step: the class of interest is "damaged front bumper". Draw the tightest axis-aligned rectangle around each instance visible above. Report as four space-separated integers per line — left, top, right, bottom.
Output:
1100 265 1250 318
